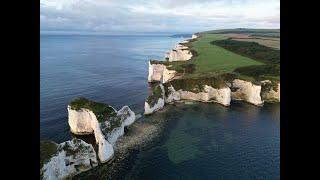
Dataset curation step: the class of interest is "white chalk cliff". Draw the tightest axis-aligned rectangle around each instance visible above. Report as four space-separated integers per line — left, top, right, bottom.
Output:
41 139 98 180
148 61 177 83
230 79 263 106
68 105 135 163
144 98 165 115
165 43 193 61
144 84 165 115
105 106 136 145
165 85 231 106
191 34 198 39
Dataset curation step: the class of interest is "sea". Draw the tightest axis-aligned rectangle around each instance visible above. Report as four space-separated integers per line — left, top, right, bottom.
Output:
40 34 279 179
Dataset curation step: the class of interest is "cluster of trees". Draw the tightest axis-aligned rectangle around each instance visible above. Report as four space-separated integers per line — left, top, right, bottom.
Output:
212 39 280 79
212 40 279 64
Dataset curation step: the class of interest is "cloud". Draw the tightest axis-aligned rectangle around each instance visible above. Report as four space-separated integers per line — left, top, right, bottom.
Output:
40 0 280 34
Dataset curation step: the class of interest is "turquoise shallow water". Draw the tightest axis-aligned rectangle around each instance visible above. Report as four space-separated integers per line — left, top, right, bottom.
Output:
126 102 279 179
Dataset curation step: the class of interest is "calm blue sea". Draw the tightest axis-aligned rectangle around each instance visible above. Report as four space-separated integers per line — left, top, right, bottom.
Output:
40 34 279 179
40 34 185 142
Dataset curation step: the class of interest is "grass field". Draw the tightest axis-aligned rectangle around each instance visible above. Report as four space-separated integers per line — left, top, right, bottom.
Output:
201 28 280 38
219 33 280 49
167 34 263 78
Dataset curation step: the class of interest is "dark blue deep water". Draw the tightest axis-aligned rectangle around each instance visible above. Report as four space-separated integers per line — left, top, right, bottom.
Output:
41 35 279 179
41 34 185 142
128 102 279 179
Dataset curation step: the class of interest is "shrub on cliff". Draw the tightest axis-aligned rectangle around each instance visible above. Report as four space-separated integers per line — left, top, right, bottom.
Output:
146 84 163 107
164 75 230 95
180 63 196 74
69 97 117 122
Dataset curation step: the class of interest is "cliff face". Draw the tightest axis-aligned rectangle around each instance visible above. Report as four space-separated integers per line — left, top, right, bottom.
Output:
145 65 280 114
144 84 165 115
261 80 280 102
165 85 231 106
106 106 136 145
67 105 135 163
165 43 193 61
144 98 165 115
191 34 198 39
230 79 264 106
148 61 177 83
41 139 98 180
145 33 279 114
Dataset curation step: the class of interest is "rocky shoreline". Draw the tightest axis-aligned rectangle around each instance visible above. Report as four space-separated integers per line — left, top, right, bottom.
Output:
72 106 176 179
40 98 136 179
145 34 280 114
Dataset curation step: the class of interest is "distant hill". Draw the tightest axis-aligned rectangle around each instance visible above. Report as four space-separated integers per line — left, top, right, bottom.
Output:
200 28 280 38
170 34 192 38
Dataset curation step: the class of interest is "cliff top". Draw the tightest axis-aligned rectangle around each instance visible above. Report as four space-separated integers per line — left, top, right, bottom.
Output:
69 97 117 122
153 30 280 83
200 28 280 38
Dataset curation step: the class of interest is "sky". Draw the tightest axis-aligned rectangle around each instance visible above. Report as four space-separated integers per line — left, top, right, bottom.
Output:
40 0 280 34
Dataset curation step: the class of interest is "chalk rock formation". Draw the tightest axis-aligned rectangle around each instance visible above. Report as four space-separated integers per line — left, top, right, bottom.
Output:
105 106 136 145
165 85 231 106
148 61 176 83
68 105 113 163
165 43 193 61
40 139 98 180
191 34 198 39
68 99 135 163
144 84 165 115
260 80 280 102
144 98 165 115
230 79 263 106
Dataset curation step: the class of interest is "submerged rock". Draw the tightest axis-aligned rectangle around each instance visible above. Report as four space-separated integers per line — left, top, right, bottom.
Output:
40 138 98 180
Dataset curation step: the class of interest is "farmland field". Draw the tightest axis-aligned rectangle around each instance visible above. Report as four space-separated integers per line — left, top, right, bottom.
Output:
168 34 264 78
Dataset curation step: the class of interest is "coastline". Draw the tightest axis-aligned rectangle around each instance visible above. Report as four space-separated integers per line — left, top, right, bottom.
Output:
73 101 280 179
41 31 280 179
72 105 177 179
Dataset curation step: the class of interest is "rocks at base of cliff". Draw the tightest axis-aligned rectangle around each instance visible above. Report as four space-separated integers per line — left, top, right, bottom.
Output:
40 138 98 180
144 83 165 115
67 98 135 163
148 61 177 83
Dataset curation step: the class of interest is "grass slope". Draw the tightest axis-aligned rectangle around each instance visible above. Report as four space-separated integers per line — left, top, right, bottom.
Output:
168 34 263 78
